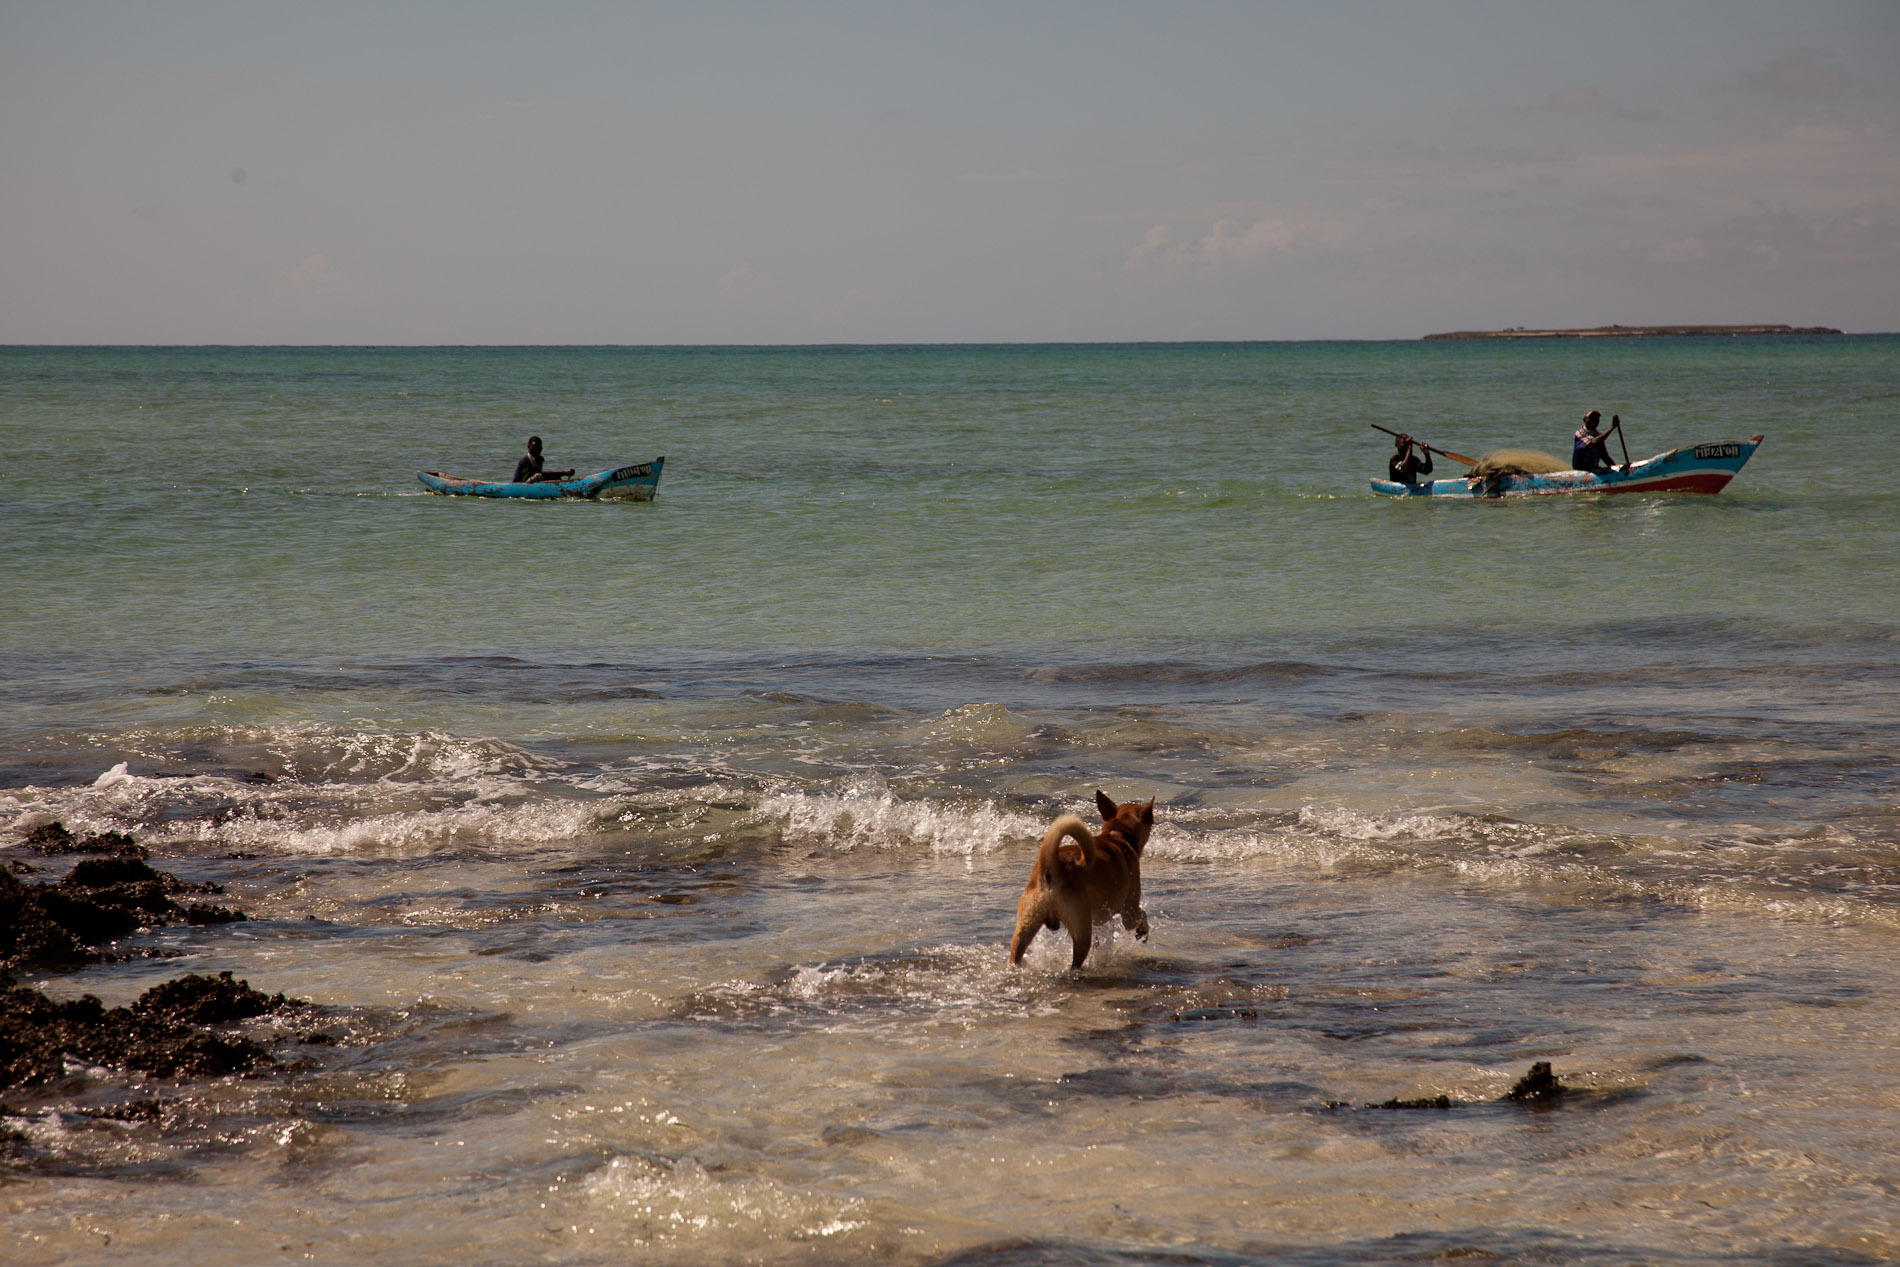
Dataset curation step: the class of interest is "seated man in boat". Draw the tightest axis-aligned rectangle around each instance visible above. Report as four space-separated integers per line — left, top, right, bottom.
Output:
512 435 575 484
1571 411 1619 474
1387 432 1434 485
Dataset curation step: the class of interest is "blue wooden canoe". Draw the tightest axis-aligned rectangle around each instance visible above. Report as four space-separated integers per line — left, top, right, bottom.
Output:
1371 436 1762 499
417 457 664 501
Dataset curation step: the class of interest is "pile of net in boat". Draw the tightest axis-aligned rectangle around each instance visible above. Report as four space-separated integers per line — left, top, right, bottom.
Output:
1467 448 1571 477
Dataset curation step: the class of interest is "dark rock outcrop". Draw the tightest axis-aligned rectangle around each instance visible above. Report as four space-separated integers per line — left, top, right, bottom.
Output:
0 972 296 1090
1 829 326 1111
22 822 147 858
1504 1059 1568 1103
1341 1061 1572 1112
2 853 241 975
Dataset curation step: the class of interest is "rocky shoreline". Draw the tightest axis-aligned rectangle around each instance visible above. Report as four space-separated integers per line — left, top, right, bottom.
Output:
0 824 325 1112
3 819 1591 1177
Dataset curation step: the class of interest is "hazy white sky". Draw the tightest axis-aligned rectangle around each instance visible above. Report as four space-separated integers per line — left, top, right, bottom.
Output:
3 1 1896 342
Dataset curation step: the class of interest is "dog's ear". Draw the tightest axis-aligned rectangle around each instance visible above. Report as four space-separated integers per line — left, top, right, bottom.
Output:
1142 799 1155 824
1095 789 1117 819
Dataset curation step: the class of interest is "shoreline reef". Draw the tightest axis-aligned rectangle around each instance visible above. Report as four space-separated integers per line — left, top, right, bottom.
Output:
1 824 320 1101
4 819 1579 1168
1422 323 1842 340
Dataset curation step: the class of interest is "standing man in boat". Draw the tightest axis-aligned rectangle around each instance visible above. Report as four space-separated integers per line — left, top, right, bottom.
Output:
1388 432 1434 486
513 435 575 484
1572 411 1620 474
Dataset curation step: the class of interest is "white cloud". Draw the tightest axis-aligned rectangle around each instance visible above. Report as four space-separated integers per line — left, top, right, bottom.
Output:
1126 215 1348 271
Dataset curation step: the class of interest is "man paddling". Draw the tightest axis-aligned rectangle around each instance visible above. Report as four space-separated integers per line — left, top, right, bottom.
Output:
1388 432 1434 486
1572 411 1620 474
513 435 575 484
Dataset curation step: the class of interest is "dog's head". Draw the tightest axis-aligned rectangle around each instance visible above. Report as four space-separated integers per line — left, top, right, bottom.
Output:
1095 789 1155 854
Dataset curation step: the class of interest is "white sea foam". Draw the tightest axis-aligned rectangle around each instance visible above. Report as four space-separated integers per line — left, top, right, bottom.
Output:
9 736 1895 933
4 743 606 857
210 797 607 856
756 779 1042 855
582 1153 866 1246
267 727 565 783
1135 802 1587 867
701 940 1071 1030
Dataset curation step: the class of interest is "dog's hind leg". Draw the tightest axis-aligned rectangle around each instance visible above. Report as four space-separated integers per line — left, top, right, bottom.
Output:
1010 889 1052 964
1009 917 1039 964
1057 892 1093 969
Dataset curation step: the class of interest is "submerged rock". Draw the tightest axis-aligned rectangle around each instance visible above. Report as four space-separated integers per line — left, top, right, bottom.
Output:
0 830 315 1116
185 904 247 925
21 821 147 858
0 972 299 1090
133 970 290 1026
1367 1094 1453 1110
1 846 238 974
1341 1061 1571 1112
1504 1060 1568 1103
1 870 100 969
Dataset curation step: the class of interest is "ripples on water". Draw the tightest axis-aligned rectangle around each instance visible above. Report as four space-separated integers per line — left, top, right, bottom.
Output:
5 635 1899 1265
4 344 1898 1263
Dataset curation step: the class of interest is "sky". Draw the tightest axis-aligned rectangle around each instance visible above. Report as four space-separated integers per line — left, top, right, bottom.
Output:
2 1 1897 343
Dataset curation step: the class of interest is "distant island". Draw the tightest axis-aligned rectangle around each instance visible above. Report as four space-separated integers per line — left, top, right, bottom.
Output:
1423 323 1842 340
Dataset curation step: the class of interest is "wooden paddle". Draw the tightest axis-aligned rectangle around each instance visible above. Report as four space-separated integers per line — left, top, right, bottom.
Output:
1611 414 1630 470
1369 423 1477 468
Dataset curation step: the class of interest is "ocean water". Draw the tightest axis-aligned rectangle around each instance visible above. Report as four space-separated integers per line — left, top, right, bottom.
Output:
3 340 1898 1264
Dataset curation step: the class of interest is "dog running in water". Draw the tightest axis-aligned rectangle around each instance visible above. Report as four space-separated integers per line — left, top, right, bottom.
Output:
1009 791 1154 969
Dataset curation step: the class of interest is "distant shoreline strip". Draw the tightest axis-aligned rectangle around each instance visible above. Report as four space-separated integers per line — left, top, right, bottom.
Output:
1422 324 1843 341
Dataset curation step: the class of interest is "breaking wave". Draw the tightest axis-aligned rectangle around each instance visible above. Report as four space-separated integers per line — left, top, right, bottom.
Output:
757 777 1041 855
4 718 1895 928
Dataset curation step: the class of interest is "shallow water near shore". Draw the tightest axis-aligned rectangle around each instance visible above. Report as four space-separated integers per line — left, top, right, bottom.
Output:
3 341 1899 1264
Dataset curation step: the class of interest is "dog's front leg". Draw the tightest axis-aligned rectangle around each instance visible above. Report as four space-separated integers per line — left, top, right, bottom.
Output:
1122 902 1149 941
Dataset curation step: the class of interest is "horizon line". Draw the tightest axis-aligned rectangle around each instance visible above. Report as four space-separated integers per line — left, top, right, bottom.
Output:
2 332 1890 350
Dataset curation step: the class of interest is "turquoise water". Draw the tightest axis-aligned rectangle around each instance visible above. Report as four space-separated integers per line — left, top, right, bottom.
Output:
4 341 1899 1264
6 339 1896 661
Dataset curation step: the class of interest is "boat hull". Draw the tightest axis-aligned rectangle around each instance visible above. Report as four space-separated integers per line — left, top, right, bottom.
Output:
417 457 664 501
1371 437 1762 498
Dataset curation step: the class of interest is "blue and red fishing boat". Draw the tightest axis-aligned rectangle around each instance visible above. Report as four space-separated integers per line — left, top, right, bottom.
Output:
1371 437 1763 499
417 457 664 501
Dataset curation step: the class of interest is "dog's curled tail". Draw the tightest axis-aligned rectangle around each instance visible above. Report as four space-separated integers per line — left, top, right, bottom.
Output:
1038 813 1095 880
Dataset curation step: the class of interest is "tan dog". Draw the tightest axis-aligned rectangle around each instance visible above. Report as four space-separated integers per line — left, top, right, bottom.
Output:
1009 791 1154 969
